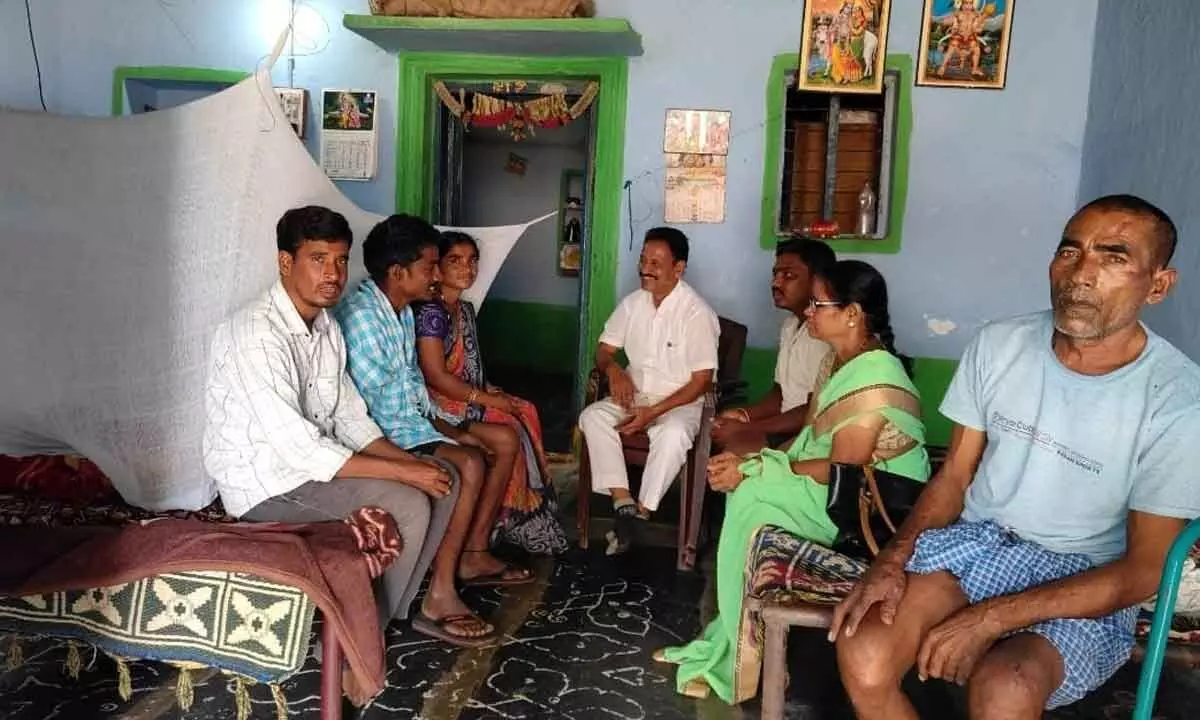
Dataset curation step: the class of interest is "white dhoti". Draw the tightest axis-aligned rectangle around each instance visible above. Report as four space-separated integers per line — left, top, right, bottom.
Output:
578 395 704 512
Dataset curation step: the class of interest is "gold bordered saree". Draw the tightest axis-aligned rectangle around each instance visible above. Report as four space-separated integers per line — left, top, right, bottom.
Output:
663 349 931 703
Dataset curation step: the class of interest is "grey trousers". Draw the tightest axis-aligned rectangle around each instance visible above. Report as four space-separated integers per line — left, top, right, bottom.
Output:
244 464 459 628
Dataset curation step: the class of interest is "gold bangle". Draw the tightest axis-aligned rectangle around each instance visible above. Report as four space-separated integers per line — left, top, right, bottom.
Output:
467 389 479 404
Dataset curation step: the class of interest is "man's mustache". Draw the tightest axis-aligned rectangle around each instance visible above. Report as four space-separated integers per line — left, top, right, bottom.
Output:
1055 287 1099 308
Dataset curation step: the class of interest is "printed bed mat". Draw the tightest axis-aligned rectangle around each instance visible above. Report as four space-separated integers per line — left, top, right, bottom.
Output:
0 569 315 683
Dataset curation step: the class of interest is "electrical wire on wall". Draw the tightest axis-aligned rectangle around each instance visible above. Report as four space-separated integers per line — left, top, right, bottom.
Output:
23 0 47 111
288 0 297 88
619 110 780 246
251 1 332 86
287 3 332 60
153 0 197 51
274 0 333 88
624 180 635 251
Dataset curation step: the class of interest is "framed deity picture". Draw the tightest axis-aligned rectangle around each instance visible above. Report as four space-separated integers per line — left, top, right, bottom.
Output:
916 0 1015 89
798 0 892 94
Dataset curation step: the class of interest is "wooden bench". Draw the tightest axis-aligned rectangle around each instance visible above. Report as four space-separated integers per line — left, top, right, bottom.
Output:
0 456 360 720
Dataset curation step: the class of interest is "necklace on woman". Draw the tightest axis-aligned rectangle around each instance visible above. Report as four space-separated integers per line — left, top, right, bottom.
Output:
833 336 880 372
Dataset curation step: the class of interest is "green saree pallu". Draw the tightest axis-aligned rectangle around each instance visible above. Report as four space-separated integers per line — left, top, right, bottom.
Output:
662 350 931 703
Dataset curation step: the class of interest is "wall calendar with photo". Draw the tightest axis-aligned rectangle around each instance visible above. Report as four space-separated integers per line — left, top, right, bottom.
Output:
320 89 379 181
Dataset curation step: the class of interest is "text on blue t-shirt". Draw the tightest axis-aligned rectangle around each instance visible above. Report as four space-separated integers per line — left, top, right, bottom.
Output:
942 311 1200 565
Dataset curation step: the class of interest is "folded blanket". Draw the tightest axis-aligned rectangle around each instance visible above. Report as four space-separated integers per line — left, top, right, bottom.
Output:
0 454 117 503
0 516 399 705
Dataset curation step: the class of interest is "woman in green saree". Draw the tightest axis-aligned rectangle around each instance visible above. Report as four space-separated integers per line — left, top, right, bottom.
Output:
658 259 931 703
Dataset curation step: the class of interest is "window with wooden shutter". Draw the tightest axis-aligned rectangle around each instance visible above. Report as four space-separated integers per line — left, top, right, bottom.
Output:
777 69 898 239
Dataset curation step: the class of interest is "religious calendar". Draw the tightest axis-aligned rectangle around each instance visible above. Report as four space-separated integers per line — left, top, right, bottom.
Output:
661 108 731 224
320 89 379 181
664 153 727 224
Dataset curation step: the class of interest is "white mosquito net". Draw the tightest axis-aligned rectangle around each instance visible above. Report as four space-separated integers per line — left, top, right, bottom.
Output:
0 54 549 510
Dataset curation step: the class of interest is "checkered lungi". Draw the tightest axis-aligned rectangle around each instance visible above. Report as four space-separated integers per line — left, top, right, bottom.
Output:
906 520 1138 709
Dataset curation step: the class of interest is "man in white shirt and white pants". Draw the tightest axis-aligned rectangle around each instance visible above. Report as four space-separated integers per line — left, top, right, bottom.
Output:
578 227 720 554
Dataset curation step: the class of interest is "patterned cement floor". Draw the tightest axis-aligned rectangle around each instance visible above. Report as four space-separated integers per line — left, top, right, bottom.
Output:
2 539 1198 719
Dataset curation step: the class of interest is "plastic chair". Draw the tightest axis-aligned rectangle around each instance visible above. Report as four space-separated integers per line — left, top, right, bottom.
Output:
1133 516 1200 720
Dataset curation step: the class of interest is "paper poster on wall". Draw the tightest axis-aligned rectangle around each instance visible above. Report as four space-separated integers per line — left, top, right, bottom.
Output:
275 88 308 138
663 109 731 155
320 89 378 181
664 153 727 224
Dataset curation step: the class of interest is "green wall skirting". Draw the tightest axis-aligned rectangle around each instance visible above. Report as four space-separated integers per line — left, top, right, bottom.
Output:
737 347 958 448
910 357 957 449
477 299 579 375
738 346 778 403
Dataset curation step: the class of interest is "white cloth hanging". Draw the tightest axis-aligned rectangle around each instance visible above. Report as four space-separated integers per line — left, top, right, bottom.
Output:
0 58 551 510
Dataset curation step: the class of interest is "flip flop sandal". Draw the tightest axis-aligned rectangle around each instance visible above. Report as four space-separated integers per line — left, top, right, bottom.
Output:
607 504 644 555
411 612 497 648
680 678 711 699
458 552 535 587
459 564 535 587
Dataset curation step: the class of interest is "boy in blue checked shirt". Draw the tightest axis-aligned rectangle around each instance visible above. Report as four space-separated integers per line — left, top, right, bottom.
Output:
335 214 533 647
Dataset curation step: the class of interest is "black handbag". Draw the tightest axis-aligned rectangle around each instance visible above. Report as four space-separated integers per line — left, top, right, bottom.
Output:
826 463 926 560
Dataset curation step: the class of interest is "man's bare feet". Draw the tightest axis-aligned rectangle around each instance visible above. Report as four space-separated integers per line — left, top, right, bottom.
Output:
457 549 533 586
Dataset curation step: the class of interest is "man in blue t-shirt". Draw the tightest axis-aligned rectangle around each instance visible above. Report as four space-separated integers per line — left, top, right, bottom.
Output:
831 194 1200 717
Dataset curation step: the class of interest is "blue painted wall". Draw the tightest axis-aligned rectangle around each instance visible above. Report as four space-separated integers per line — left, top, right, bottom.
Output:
0 0 1099 357
0 1 397 214
599 0 1098 355
1078 0 1200 360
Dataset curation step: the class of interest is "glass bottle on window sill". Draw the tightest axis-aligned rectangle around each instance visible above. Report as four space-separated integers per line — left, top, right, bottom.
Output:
857 182 877 236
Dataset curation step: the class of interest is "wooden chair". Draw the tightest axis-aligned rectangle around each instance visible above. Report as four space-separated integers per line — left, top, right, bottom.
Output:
754 449 946 719
757 525 1200 720
576 316 748 571
752 448 1200 720
758 600 836 719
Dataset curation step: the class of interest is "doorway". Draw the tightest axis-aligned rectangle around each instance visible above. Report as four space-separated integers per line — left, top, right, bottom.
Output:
393 54 628 436
433 83 594 452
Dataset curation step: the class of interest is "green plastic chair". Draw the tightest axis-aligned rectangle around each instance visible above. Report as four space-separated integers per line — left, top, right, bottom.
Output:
1133 517 1200 720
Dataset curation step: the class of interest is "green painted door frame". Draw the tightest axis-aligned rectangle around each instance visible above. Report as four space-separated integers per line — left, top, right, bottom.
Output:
394 53 628 396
